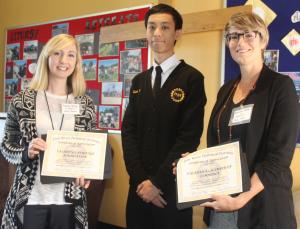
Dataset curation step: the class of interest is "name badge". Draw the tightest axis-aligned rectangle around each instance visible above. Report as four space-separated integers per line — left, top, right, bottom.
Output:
228 104 254 126
62 103 80 115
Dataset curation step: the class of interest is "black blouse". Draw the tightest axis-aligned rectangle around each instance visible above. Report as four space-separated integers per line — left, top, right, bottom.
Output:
211 93 254 153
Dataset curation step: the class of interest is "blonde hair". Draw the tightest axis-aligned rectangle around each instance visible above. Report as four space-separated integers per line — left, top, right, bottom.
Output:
30 34 86 96
225 12 269 48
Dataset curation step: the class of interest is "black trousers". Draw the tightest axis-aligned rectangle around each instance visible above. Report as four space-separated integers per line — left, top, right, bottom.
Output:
23 205 75 229
126 185 192 229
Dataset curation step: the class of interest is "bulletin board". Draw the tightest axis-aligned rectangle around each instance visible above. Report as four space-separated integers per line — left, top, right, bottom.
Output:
223 0 300 146
4 5 151 132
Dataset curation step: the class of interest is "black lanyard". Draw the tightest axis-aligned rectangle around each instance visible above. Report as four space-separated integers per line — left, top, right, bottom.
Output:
216 80 255 144
43 90 68 130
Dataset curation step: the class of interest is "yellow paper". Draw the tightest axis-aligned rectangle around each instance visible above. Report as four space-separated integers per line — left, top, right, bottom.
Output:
281 29 300 56
245 0 277 26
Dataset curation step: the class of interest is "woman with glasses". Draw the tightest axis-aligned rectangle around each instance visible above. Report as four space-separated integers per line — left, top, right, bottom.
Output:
201 12 299 228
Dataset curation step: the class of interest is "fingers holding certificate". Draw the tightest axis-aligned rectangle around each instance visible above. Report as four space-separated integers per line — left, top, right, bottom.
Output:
176 141 250 209
40 130 112 184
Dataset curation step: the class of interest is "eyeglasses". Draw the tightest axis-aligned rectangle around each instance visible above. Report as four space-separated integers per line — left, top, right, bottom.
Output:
225 31 261 44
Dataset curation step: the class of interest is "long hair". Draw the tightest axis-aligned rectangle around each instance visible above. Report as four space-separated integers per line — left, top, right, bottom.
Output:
30 34 86 96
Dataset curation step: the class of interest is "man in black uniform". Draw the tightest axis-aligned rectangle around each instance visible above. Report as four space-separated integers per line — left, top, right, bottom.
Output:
122 4 207 229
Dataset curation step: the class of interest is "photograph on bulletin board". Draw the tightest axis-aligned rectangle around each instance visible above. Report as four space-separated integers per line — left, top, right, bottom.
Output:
4 5 151 133
223 0 300 146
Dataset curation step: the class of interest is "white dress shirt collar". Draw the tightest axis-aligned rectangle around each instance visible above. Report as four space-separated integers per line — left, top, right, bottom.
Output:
153 54 180 73
151 54 181 87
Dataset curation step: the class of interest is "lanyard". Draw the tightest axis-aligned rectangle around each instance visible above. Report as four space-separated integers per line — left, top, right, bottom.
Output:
216 80 255 144
43 90 68 130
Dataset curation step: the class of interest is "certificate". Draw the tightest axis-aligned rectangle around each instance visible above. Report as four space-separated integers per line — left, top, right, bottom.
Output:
176 141 250 209
40 130 111 183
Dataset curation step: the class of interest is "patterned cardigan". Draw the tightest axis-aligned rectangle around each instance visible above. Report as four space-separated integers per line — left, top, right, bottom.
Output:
1 89 96 229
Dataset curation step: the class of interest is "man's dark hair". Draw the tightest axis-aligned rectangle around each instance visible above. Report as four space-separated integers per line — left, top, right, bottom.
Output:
144 4 183 30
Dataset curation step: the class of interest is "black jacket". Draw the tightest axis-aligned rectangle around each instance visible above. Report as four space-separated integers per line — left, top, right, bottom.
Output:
122 60 207 194
204 65 300 229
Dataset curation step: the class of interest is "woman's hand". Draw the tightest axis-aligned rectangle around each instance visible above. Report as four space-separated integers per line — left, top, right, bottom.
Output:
28 138 46 159
75 176 90 189
172 152 190 175
200 194 246 212
200 173 264 212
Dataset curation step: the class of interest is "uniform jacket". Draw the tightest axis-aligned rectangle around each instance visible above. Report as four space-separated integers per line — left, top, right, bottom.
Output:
122 60 207 193
1 89 96 229
204 65 300 228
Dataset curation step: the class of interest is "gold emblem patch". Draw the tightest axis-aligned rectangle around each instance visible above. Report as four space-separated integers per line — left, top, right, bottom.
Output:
170 88 185 103
132 89 141 94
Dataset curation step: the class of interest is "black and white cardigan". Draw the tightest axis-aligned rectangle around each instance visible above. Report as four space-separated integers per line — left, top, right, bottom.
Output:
1 89 96 229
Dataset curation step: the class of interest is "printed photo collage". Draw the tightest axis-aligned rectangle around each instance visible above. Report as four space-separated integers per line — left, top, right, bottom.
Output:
79 33 148 130
263 49 300 104
5 40 40 111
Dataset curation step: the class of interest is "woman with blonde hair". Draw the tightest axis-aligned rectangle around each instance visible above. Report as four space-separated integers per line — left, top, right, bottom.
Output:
1 34 96 229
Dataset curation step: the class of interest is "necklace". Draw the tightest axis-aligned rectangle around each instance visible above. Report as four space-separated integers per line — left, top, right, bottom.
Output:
216 79 256 144
44 90 68 130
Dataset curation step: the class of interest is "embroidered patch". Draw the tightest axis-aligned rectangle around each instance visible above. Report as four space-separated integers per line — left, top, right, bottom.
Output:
132 89 141 94
170 88 185 103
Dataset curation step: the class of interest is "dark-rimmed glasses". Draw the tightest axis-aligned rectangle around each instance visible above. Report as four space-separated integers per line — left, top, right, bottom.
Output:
225 31 261 44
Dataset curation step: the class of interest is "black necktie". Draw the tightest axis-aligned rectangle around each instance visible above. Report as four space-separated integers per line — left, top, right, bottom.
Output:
153 66 162 98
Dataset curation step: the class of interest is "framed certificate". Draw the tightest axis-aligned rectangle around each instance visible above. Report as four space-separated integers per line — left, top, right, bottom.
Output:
40 130 112 184
176 141 250 209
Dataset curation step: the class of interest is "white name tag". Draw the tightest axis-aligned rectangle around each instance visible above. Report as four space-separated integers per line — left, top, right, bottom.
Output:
228 104 254 126
61 103 80 115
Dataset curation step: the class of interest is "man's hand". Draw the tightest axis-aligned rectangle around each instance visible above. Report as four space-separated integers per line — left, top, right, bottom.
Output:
172 152 190 175
137 179 161 202
151 195 167 208
137 179 167 208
